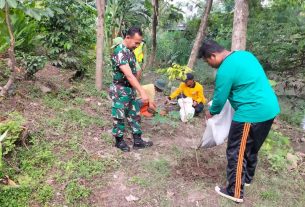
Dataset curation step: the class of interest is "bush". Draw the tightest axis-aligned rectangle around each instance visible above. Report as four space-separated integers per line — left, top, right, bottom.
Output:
261 131 292 171
16 52 47 79
154 31 192 67
0 112 25 155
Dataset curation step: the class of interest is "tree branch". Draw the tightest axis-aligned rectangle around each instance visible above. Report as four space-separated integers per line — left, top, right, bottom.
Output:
0 3 17 97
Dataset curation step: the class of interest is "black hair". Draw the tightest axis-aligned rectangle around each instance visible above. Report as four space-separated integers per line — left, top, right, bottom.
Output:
197 39 225 59
124 27 143 37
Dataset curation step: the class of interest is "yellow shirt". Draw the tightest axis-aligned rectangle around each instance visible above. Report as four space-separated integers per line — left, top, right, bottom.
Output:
170 82 207 104
134 42 144 63
137 84 155 103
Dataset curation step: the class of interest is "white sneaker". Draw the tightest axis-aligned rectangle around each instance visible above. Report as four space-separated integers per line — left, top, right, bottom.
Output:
215 186 243 203
245 183 251 187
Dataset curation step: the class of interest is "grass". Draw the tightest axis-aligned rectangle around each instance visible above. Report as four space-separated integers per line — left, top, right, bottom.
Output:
65 181 91 204
129 176 150 187
36 185 55 204
260 130 292 171
0 186 32 207
0 78 119 206
101 131 113 146
0 138 55 206
1 71 305 206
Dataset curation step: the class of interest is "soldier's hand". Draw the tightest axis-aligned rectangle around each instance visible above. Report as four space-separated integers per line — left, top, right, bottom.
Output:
141 92 149 104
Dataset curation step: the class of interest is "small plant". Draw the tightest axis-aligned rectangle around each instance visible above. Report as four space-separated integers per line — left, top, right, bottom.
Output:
129 176 149 187
36 185 54 204
145 158 170 177
0 112 25 156
157 63 192 81
65 181 91 204
260 190 279 200
261 131 292 171
16 52 47 79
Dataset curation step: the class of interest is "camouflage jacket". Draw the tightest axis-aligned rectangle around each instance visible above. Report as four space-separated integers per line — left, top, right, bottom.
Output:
111 43 137 87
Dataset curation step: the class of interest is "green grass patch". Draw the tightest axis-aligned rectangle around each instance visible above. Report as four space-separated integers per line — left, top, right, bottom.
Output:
0 186 32 207
36 185 55 204
151 111 180 128
63 108 104 128
65 181 91 204
144 158 170 178
0 137 55 206
100 132 113 146
260 189 279 200
43 94 66 110
129 176 150 187
261 131 292 171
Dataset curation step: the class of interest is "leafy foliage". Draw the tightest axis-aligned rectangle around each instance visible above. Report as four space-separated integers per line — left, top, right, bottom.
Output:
0 0 54 52
0 112 25 155
157 63 192 81
38 0 96 72
154 31 193 67
261 131 292 171
16 52 47 78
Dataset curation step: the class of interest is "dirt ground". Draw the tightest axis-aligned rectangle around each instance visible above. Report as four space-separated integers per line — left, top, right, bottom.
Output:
1 67 305 207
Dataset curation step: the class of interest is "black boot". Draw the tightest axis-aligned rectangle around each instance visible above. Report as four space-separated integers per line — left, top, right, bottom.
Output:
133 134 153 149
115 137 130 152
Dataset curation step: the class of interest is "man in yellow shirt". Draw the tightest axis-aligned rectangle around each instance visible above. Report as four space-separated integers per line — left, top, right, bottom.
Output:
168 73 207 116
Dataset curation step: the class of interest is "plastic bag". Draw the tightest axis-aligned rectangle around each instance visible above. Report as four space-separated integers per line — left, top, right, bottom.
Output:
199 100 234 148
178 97 195 122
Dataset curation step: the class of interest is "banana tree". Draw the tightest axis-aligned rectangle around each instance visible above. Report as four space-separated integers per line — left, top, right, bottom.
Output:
104 0 151 48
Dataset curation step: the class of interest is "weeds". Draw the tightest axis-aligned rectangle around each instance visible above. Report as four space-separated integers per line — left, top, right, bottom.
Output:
261 131 292 171
65 181 91 204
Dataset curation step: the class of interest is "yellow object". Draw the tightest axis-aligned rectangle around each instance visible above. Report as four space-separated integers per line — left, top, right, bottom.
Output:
170 82 207 104
134 42 144 63
137 84 155 103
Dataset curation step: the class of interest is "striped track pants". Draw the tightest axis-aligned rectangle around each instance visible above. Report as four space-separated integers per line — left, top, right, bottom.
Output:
225 118 275 199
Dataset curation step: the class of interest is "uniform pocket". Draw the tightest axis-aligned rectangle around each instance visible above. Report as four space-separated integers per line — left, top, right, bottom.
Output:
112 101 125 119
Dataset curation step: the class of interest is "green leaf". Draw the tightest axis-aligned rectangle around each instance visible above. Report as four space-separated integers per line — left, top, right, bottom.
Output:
6 0 17 8
25 9 41 21
0 0 5 9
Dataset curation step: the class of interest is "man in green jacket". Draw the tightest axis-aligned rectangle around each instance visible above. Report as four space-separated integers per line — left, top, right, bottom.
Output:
197 40 280 203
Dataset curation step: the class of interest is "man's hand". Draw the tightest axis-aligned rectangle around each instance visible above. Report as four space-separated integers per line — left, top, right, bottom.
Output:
205 111 213 120
149 102 157 110
141 92 149 104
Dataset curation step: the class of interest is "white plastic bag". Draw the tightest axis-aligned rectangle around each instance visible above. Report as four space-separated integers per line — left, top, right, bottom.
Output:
178 97 195 122
199 100 234 148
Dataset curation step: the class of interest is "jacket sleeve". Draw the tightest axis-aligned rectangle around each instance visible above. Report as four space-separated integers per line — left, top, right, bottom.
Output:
170 83 183 99
209 72 232 115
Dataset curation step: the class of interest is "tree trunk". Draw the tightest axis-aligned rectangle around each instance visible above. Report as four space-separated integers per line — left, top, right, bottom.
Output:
0 4 17 97
231 0 249 50
146 0 158 69
187 0 213 69
95 0 105 90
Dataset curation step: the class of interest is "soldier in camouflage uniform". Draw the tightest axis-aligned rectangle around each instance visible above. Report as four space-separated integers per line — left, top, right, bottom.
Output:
109 27 153 152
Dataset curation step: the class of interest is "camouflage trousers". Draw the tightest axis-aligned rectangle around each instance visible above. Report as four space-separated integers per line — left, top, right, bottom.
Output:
109 84 142 138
